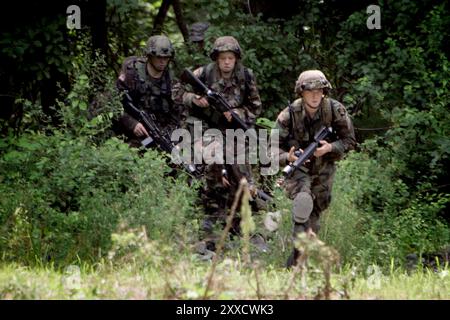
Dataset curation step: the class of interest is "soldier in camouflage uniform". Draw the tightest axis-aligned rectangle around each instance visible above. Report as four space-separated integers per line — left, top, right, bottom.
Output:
173 36 262 251
116 35 183 147
271 70 356 267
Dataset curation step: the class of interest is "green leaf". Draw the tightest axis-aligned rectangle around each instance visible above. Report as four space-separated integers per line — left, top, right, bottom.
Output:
79 101 88 111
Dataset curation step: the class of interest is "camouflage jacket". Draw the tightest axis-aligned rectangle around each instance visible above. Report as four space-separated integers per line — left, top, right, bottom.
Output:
173 62 262 131
116 56 182 134
272 97 356 170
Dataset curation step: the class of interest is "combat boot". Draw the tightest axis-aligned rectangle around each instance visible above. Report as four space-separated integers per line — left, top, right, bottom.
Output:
286 222 308 268
286 248 302 268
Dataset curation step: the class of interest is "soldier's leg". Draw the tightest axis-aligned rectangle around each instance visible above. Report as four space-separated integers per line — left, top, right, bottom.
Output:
201 163 229 250
224 163 252 235
285 169 314 235
285 170 314 267
310 163 336 234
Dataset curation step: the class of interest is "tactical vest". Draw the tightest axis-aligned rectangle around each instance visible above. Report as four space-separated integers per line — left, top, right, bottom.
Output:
194 62 251 127
126 57 173 116
287 97 336 148
199 62 250 100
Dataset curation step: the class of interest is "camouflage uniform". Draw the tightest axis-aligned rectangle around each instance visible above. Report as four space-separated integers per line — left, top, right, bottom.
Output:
271 70 356 266
116 35 183 147
173 36 262 249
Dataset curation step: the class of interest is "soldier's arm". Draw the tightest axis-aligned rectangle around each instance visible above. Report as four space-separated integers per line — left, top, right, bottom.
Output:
178 67 205 107
171 80 185 106
116 58 139 134
270 107 292 167
329 102 356 158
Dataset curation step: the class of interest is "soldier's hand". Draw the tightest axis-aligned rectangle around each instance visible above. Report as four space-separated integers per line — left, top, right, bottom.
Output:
133 123 149 137
223 111 232 122
314 140 332 157
222 175 231 188
248 184 258 198
288 146 299 163
193 95 209 108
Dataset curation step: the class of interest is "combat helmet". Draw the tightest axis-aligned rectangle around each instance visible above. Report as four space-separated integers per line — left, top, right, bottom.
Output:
210 36 241 60
295 70 332 94
189 22 209 42
144 35 175 58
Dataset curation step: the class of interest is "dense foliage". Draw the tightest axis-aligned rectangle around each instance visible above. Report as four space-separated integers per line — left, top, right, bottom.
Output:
0 0 448 271
0 53 199 266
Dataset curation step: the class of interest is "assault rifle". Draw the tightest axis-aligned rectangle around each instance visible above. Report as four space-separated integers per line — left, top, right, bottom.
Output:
122 91 198 176
221 169 273 203
180 68 250 131
256 189 273 202
282 126 333 177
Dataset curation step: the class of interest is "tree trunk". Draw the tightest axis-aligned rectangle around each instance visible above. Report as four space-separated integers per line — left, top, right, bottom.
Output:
91 0 108 57
172 0 190 43
152 0 173 35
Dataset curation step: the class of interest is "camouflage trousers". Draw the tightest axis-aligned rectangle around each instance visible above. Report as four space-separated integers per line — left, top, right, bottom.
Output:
195 130 254 249
201 163 252 231
283 161 336 235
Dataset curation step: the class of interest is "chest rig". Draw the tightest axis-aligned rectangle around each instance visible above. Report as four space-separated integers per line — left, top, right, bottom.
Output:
195 62 250 128
128 57 173 116
287 98 334 149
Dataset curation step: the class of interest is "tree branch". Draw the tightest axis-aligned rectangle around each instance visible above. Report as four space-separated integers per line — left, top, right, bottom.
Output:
152 0 173 35
172 0 190 43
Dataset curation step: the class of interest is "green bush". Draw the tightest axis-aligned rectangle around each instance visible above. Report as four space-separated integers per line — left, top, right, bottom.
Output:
0 50 200 267
0 130 199 266
315 0 450 267
322 149 450 268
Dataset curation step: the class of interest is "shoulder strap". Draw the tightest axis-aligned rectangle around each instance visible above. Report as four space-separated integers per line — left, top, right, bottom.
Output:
233 64 251 106
135 57 147 82
160 69 173 99
288 101 294 138
200 63 216 87
243 67 251 98
321 98 333 127
198 65 206 84
289 98 304 141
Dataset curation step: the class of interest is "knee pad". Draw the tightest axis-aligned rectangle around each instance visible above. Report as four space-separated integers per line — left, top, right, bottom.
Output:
292 192 314 223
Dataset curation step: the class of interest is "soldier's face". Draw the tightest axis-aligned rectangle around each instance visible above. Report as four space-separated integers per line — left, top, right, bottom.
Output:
217 52 236 74
302 89 324 109
149 55 170 72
